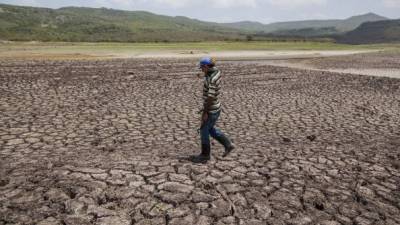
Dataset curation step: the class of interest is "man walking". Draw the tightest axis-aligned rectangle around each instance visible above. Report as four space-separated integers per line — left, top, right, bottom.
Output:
192 57 235 163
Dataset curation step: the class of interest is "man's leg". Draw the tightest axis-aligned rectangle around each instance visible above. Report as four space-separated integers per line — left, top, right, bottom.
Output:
199 123 211 160
191 114 212 163
210 128 235 156
209 112 235 157
200 122 211 147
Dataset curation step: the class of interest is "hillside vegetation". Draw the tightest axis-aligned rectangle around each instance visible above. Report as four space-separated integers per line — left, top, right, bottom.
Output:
223 13 388 34
337 20 400 44
0 3 398 44
0 4 246 42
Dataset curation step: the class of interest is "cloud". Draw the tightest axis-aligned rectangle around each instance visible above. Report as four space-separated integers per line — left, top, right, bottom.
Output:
151 0 192 8
94 0 134 7
212 0 257 8
128 0 257 8
266 0 327 8
383 0 400 8
6 0 39 6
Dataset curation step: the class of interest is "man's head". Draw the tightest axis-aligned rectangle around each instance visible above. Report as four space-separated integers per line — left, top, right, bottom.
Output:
199 57 216 74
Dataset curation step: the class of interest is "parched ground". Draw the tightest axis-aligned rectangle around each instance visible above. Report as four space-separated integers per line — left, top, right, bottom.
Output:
0 58 399 225
296 51 400 70
263 51 400 79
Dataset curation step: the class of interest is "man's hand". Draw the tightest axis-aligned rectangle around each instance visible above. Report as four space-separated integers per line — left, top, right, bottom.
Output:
202 112 208 122
200 111 208 128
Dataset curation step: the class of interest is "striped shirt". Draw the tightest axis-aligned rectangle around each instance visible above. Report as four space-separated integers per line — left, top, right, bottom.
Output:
203 67 222 113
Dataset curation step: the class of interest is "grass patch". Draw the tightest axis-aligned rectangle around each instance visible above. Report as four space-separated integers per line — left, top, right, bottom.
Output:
0 41 385 51
1 41 399 59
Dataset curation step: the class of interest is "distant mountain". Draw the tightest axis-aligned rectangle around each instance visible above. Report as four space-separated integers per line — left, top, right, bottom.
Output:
337 19 400 44
0 4 246 42
335 13 388 32
264 20 341 33
0 3 394 43
223 13 388 34
222 21 268 32
269 27 339 38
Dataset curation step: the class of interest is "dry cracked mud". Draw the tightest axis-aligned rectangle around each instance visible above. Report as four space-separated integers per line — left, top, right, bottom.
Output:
280 51 400 79
297 52 400 70
0 58 399 225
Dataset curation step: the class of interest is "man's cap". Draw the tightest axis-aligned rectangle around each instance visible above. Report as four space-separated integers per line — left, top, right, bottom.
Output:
199 57 216 68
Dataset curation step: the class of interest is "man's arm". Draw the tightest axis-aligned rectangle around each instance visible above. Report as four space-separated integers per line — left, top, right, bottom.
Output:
203 96 215 112
201 92 217 127
201 96 214 127
201 70 220 125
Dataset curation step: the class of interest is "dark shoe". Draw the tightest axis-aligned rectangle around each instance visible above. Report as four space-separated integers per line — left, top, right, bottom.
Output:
214 135 235 157
191 154 210 163
191 144 210 163
222 143 235 157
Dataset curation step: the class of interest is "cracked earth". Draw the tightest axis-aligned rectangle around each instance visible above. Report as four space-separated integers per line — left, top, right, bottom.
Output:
0 57 399 225
259 51 400 79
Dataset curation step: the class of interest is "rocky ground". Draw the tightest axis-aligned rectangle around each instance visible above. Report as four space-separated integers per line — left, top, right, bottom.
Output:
0 58 399 225
250 51 400 79
296 51 400 70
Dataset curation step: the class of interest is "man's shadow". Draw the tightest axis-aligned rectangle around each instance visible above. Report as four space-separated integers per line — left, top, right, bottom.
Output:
177 155 205 164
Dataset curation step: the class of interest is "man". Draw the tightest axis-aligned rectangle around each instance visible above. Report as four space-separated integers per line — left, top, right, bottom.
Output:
192 57 235 163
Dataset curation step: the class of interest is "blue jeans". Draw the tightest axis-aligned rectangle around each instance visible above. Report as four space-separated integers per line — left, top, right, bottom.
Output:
200 110 227 146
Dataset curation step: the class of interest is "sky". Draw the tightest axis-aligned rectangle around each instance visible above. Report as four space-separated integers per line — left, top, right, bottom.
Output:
0 0 399 23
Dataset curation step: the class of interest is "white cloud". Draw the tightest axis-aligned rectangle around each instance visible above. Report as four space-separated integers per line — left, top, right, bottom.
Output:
113 0 257 8
8 0 39 6
383 0 400 8
266 0 327 8
212 0 257 8
110 0 133 4
151 0 192 8
95 0 132 7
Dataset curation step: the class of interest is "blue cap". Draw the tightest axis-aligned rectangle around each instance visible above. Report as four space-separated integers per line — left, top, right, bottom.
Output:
199 57 215 68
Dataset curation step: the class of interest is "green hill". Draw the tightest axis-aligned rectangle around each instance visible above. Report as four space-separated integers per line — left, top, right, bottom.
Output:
221 21 270 32
335 13 388 32
0 4 246 42
0 3 394 44
223 13 388 34
269 27 338 38
337 19 400 44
